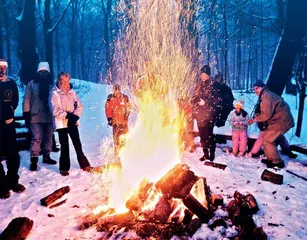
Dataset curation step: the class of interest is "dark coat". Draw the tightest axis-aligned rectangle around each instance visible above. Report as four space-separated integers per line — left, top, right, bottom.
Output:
191 78 222 126
215 83 234 127
0 78 19 121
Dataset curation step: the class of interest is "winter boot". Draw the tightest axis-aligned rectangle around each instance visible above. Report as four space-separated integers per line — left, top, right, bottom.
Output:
9 183 26 193
30 157 38 171
200 148 209 161
0 186 10 199
209 146 216 162
43 155 57 165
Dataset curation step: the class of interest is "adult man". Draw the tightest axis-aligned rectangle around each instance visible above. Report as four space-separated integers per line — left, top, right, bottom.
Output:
192 65 221 161
105 84 131 157
23 62 57 171
214 72 234 127
248 80 294 168
0 59 26 199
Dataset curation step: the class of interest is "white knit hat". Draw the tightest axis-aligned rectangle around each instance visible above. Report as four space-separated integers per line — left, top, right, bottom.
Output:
0 59 8 67
235 100 244 109
37 62 50 72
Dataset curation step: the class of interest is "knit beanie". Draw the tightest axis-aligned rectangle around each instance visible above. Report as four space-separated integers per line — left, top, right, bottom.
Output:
235 100 244 109
0 59 8 67
37 62 50 72
200 65 211 76
253 80 265 88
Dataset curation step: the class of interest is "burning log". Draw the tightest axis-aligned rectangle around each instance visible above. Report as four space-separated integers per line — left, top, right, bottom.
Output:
126 179 154 211
79 208 115 230
183 194 211 223
204 161 227 170
0 217 33 240
152 196 172 222
96 212 135 232
261 169 283 185
40 186 70 207
156 164 198 199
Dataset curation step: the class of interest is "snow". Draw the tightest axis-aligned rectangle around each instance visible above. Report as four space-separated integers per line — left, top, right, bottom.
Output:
1 80 307 239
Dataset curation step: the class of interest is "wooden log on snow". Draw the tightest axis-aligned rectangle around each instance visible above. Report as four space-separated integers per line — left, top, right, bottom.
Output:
211 194 224 207
227 200 241 225
0 217 33 240
245 194 259 215
254 227 268 240
261 169 283 185
183 194 211 223
155 164 198 199
204 161 227 170
234 191 259 215
126 179 154 211
40 186 70 207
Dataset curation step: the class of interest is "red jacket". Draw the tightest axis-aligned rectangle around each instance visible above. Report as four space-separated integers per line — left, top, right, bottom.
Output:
105 93 131 125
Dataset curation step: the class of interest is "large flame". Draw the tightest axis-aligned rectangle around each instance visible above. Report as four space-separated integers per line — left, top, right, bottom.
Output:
96 0 198 214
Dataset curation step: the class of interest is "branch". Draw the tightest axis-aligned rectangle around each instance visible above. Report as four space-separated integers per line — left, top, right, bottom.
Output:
47 0 73 35
228 0 278 21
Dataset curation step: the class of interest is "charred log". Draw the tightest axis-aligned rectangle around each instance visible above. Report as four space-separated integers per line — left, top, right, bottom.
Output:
184 218 202 236
204 161 227 170
254 227 268 240
261 169 283 185
208 218 227 230
183 194 211 223
211 194 224 207
0 217 34 240
96 212 135 232
40 186 70 207
182 209 194 225
227 200 241 225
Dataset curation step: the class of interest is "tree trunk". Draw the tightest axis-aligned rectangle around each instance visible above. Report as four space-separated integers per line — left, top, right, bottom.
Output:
54 0 61 74
70 0 78 77
0 0 3 58
44 0 54 77
3 0 11 73
18 0 38 85
266 0 307 95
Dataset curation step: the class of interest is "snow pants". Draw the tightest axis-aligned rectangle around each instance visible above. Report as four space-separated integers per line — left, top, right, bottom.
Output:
232 130 247 154
30 122 53 157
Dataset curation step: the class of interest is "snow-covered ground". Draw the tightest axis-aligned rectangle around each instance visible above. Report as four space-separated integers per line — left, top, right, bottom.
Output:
1 80 306 239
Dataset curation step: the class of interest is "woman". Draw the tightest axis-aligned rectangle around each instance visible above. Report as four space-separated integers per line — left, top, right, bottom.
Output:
23 62 57 171
50 72 92 176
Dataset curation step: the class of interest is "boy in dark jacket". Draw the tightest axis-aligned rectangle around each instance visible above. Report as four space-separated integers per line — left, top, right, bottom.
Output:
0 59 26 199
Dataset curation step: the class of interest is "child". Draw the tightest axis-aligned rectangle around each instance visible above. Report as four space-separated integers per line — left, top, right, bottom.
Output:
229 100 249 156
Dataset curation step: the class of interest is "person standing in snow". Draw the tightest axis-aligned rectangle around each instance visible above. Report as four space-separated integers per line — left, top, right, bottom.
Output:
0 59 25 199
191 65 221 161
50 72 92 176
214 72 234 127
23 62 57 171
229 100 249 156
105 84 131 157
248 80 294 168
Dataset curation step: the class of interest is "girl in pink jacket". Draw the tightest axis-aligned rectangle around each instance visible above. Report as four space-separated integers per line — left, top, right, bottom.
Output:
229 100 249 156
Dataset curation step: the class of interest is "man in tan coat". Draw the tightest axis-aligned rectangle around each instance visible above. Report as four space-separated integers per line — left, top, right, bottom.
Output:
248 80 294 168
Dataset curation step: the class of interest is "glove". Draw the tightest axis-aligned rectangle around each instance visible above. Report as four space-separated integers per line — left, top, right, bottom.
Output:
66 112 79 127
23 112 31 127
107 117 113 126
